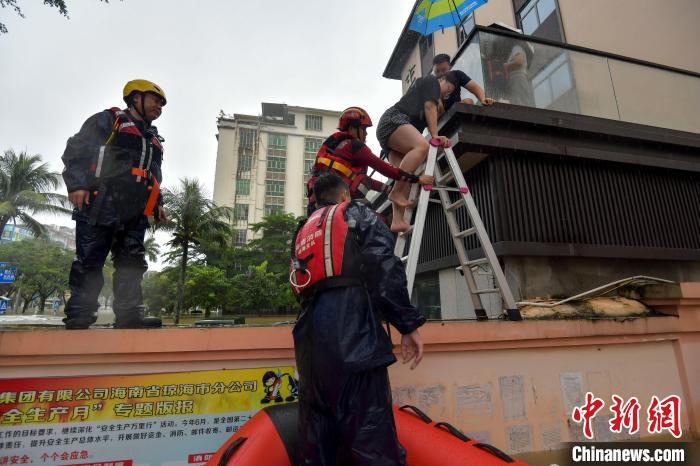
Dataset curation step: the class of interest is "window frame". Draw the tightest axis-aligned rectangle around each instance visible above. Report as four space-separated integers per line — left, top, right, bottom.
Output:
235 179 251 196
265 179 285 196
514 0 566 42
233 204 249 221
305 114 323 132
419 33 435 77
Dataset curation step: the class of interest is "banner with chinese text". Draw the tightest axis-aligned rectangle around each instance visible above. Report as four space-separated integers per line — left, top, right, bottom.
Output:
0 367 298 466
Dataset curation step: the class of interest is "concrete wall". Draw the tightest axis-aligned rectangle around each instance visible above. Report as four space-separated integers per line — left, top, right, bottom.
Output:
558 0 700 74
401 45 422 94
433 26 459 61
3 284 699 457
503 256 700 301
212 124 238 208
474 0 516 28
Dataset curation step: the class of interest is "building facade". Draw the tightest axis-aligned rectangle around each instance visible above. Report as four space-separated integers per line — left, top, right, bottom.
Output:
213 103 342 244
384 0 700 318
0 224 74 250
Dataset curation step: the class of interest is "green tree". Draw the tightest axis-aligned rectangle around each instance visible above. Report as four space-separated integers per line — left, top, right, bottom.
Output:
0 0 116 34
246 212 300 276
230 262 279 314
0 238 72 313
184 265 230 318
144 235 160 264
142 268 178 316
0 149 70 236
161 178 232 324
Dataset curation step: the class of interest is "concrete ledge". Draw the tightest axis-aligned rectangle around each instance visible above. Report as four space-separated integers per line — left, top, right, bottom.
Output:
0 314 695 368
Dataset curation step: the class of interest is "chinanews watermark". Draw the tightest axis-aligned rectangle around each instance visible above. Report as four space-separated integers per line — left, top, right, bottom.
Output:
561 392 697 465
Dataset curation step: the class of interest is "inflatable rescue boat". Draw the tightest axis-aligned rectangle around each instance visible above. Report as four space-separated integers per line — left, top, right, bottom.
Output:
205 402 528 465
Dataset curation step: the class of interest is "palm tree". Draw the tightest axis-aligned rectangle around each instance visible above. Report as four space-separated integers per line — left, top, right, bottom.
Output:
144 235 161 264
161 178 232 324
0 149 70 236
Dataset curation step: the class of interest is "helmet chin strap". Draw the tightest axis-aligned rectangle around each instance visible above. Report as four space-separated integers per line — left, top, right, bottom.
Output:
132 92 151 125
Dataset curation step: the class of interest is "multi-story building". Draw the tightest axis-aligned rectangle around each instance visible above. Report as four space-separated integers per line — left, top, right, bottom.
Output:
384 0 700 318
213 103 342 244
0 223 74 249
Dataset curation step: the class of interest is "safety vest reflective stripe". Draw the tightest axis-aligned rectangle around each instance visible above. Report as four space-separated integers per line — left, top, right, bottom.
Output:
315 156 358 180
323 204 339 277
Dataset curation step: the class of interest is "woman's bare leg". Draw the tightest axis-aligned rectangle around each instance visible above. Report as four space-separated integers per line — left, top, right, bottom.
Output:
386 125 430 232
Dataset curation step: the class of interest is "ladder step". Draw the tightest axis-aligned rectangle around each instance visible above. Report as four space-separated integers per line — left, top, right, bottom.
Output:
474 288 500 294
464 258 489 267
438 171 454 184
454 227 477 239
446 199 464 212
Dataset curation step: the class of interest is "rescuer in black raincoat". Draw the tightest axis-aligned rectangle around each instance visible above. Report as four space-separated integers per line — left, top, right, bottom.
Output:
290 173 426 465
61 79 167 330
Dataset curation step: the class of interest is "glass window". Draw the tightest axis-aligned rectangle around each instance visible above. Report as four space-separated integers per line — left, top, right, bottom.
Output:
516 0 565 42
233 204 249 221
304 159 315 175
235 179 250 196
305 115 323 131
239 128 257 149
456 13 475 47
268 133 287 148
532 52 573 108
238 154 252 172
419 33 434 77
233 229 247 246
265 205 283 216
521 8 539 35
267 156 286 172
304 137 323 154
265 180 285 196
537 0 556 21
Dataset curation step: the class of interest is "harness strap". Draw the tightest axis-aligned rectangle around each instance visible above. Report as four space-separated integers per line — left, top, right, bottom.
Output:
316 156 358 180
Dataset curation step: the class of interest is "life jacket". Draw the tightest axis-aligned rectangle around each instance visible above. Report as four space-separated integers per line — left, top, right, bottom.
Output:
289 202 362 301
307 132 373 207
89 108 163 224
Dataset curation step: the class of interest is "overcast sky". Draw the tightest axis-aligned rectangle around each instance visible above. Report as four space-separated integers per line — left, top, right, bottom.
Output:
0 0 411 222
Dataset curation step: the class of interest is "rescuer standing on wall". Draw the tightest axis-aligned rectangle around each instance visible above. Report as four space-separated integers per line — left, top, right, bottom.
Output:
61 80 167 330
291 173 426 465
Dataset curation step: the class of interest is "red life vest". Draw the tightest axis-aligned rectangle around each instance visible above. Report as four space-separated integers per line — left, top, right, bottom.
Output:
307 132 373 205
290 202 362 299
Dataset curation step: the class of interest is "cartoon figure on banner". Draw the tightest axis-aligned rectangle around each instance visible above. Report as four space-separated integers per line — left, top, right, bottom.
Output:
260 371 298 404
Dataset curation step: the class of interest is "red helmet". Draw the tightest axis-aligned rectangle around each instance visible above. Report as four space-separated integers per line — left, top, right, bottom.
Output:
338 107 373 131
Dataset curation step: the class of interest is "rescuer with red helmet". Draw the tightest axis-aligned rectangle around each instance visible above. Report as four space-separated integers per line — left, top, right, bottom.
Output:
306 106 433 215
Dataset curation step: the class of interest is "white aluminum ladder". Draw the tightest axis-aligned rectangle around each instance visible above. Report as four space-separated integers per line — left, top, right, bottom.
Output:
389 144 521 321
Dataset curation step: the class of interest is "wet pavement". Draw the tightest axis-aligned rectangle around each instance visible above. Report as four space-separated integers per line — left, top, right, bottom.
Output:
0 307 115 328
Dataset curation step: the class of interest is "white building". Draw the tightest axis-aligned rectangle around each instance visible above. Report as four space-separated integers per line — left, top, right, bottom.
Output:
213 103 342 244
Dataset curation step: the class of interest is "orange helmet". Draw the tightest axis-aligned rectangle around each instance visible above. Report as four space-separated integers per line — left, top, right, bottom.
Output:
338 107 372 131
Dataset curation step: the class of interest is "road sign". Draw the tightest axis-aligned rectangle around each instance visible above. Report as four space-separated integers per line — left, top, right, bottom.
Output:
0 300 8 315
0 262 17 284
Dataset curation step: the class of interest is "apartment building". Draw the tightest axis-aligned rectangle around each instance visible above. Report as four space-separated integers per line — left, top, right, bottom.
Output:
213 103 342 244
384 0 700 318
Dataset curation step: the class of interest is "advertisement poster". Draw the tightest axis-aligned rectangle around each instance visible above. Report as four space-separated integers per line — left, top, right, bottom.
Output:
0 367 298 466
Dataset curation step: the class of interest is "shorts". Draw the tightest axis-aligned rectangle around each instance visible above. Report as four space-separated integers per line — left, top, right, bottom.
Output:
376 106 412 151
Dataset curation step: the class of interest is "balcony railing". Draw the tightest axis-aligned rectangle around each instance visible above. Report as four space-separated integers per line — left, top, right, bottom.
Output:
452 27 700 134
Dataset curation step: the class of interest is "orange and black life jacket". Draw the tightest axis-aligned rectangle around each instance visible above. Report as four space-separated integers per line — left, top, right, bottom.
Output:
307 132 373 205
89 108 163 224
290 202 362 301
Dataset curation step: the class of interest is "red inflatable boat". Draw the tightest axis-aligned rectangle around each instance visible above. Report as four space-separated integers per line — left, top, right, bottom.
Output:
205 402 528 465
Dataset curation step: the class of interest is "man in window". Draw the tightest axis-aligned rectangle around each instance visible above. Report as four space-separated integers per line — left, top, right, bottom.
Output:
431 54 494 112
